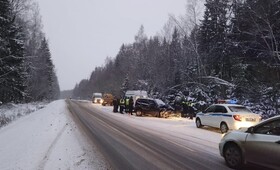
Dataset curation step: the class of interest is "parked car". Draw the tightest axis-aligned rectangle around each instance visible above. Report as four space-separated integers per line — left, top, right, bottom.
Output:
134 98 174 118
92 93 103 104
102 93 113 106
196 104 261 133
219 115 280 169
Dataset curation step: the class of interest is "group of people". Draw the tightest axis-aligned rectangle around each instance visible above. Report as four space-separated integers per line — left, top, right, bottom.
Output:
181 99 195 120
113 96 134 115
112 95 195 119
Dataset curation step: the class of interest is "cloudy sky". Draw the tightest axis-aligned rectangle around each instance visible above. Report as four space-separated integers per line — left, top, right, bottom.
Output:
37 0 195 91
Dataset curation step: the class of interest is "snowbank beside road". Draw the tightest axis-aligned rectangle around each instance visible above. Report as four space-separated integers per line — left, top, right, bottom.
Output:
0 102 47 128
0 100 108 170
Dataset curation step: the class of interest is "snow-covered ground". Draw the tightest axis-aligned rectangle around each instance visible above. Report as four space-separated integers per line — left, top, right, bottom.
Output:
0 100 108 170
0 102 47 128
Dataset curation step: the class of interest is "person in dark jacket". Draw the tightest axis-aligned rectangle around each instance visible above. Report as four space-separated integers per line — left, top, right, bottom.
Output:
187 100 195 120
181 98 188 118
128 96 134 115
113 97 118 113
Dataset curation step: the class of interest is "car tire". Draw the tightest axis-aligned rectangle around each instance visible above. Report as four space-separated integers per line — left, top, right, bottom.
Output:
224 144 243 169
220 122 229 134
136 110 142 116
181 113 187 118
196 118 203 128
159 111 168 118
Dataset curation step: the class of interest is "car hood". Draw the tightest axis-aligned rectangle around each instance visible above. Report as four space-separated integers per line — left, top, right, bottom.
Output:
221 129 248 142
237 127 249 132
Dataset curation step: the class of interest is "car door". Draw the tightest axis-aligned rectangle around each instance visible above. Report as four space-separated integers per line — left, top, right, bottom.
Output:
211 105 227 128
244 119 280 169
139 99 150 114
148 100 158 116
201 105 216 126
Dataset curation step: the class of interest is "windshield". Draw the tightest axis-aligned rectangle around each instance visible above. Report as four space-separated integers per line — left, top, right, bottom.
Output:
155 99 165 106
228 106 252 113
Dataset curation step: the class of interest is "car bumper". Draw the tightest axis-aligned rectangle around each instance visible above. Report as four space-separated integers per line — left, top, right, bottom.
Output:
219 141 225 157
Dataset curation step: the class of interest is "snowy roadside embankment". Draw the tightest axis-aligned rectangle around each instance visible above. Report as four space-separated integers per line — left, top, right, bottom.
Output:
0 102 47 128
0 100 108 170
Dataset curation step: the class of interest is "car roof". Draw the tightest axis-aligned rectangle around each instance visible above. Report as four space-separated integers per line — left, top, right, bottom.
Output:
137 97 154 101
212 104 244 107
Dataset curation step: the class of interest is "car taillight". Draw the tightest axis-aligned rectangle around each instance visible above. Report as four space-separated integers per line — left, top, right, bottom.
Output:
233 115 242 121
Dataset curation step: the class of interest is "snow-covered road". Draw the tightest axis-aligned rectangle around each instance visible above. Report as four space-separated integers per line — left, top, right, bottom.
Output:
68 100 229 170
0 100 108 170
0 99 229 170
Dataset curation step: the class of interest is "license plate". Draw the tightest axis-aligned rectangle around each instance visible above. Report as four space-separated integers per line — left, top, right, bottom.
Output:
246 118 256 122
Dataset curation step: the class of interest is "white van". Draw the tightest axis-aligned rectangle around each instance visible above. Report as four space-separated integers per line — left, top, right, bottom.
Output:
92 93 102 104
125 90 148 105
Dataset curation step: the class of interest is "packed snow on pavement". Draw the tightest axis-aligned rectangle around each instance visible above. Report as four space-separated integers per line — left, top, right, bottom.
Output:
89 101 225 156
0 100 109 170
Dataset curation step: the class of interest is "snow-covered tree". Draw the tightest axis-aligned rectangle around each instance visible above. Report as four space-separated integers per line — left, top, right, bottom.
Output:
0 0 26 103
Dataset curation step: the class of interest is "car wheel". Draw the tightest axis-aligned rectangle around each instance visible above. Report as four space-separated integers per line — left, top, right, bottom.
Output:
159 111 168 118
224 144 243 169
196 118 203 128
181 113 187 118
220 122 229 134
136 110 142 116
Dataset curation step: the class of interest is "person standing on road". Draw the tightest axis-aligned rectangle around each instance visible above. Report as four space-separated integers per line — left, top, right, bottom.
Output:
187 100 195 120
128 96 134 115
181 98 188 118
125 97 130 113
119 97 125 114
113 97 118 113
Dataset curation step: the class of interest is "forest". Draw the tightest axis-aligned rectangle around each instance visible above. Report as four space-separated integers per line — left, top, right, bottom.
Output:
72 0 280 118
0 0 60 104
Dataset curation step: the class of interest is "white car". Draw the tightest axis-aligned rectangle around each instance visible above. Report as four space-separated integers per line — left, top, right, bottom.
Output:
195 104 261 133
219 115 280 169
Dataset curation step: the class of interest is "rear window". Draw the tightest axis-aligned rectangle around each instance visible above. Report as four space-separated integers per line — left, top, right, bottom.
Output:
228 106 252 113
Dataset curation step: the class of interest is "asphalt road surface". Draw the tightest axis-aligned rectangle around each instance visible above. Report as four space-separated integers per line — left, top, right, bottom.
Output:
67 100 231 170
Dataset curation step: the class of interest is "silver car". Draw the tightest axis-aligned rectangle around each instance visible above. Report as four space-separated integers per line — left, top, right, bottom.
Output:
219 115 280 169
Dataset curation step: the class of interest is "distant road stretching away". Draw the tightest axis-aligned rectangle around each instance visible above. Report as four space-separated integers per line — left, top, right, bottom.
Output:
67 100 231 170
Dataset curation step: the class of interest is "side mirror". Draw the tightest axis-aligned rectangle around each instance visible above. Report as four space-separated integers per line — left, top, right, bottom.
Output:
202 110 206 113
247 126 254 133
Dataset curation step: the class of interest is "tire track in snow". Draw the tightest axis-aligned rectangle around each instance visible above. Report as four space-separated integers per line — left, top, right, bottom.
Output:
37 123 68 170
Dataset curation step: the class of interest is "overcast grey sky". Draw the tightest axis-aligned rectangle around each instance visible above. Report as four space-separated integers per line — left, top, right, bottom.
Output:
37 0 191 90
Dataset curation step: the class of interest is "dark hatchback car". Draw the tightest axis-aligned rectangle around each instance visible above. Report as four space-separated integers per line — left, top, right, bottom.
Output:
134 98 173 117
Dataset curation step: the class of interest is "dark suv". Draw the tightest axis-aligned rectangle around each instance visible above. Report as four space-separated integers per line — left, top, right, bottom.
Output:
134 98 173 117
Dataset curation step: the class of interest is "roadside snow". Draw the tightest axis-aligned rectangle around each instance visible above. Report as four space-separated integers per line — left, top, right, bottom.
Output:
0 100 108 170
0 102 47 128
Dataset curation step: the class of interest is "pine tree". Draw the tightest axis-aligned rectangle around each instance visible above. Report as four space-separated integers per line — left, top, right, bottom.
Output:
169 28 182 86
121 74 129 95
198 0 230 79
0 0 26 103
